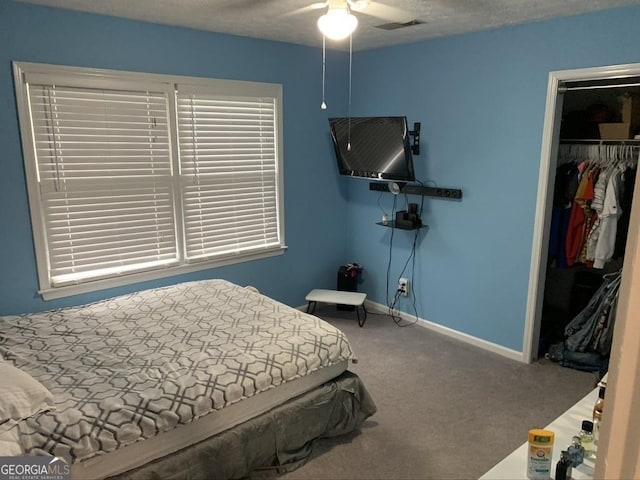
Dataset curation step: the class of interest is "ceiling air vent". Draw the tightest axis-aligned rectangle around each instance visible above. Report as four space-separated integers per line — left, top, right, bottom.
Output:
375 19 424 31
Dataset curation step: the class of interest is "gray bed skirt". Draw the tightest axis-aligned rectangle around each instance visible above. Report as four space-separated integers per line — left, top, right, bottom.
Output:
110 371 376 480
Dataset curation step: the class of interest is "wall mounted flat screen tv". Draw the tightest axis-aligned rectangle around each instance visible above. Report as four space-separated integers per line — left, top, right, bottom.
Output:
329 116 415 182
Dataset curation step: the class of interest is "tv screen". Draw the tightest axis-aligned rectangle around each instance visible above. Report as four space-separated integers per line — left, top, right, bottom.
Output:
329 116 415 182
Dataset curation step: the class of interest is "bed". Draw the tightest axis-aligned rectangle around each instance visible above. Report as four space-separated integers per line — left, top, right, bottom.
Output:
0 279 376 479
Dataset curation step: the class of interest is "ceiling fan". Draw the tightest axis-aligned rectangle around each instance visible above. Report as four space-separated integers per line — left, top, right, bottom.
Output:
289 0 418 40
284 0 419 112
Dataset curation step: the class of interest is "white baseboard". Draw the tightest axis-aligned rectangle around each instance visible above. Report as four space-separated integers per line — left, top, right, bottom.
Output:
364 300 525 363
297 298 524 362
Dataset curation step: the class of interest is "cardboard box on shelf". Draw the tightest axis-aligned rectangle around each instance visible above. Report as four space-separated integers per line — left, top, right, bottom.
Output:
622 93 640 124
599 122 631 140
598 94 640 140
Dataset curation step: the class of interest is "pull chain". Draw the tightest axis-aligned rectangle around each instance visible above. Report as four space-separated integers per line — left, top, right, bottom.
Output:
321 34 327 110
347 33 353 151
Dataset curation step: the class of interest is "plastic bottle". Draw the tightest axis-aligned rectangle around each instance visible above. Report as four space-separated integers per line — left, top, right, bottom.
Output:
593 386 605 443
568 435 584 467
527 429 555 480
579 420 596 460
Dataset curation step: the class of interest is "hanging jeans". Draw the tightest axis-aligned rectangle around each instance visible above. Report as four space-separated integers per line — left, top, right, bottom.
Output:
561 350 604 372
564 271 622 354
546 343 603 372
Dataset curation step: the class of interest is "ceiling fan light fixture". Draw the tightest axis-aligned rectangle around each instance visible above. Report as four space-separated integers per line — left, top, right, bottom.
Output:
317 7 358 40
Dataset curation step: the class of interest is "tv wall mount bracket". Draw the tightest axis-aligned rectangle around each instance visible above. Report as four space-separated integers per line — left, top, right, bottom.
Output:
409 122 420 155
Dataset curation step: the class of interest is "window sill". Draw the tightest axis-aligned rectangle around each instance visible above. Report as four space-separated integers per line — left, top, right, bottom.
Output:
39 246 287 301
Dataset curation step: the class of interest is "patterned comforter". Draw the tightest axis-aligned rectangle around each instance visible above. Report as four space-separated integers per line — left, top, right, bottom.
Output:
0 280 354 462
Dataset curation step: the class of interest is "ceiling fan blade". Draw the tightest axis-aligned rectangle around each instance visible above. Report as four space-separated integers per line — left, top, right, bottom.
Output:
351 1 414 23
284 1 329 17
216 0 280 12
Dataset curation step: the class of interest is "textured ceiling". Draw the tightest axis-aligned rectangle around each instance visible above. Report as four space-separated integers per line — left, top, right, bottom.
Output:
14 0 640 51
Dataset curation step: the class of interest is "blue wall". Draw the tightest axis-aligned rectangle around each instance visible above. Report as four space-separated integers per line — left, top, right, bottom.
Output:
3 1 640 354
0 1 350 314
346 5 640 351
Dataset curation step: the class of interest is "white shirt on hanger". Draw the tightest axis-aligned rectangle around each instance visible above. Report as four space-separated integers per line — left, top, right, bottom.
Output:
593 165 624 269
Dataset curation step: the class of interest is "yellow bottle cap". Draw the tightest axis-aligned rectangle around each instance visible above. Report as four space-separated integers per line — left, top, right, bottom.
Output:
529 429 555 444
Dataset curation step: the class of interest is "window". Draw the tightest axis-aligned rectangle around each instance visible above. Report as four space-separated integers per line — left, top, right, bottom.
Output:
14 63 285 300
176 88 280 262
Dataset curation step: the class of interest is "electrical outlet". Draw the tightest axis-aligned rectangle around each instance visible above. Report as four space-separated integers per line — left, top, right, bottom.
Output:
398 278 409 296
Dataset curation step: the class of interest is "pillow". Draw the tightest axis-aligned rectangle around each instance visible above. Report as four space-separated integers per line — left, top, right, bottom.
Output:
0 361 55 424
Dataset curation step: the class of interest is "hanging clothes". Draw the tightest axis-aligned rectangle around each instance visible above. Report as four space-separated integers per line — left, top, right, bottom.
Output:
551 143 638 270
564 270 622 354
577 180 597 265
614 164 637 258
566 166 596 266
585 163 611 264
548 162 579 268
593 165 624 268
546 270 622 372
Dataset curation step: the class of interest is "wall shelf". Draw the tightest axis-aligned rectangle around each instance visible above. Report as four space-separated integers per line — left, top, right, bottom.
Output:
376 221 428 231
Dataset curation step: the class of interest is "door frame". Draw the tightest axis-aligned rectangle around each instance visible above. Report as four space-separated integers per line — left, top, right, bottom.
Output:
523 62 640 363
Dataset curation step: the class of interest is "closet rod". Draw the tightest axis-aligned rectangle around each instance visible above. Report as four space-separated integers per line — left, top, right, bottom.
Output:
560 139 640 144
559 82 640 93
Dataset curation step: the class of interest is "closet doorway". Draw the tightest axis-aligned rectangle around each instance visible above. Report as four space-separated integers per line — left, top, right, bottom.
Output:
524 63 640 365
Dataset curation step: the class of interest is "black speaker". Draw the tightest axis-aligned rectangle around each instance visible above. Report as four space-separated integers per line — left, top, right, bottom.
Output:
337 265 358 311
395 209 421 229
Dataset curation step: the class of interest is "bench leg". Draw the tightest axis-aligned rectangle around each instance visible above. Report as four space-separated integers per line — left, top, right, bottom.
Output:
357 304 367 327
307 301 317 314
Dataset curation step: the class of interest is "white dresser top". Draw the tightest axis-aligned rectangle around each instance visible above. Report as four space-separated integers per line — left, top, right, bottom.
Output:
481 387 599 480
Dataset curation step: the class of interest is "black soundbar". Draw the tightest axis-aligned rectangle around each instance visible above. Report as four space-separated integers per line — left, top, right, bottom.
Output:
369 182 463 200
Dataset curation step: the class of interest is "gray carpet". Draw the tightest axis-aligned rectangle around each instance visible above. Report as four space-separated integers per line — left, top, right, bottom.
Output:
282 306 597 480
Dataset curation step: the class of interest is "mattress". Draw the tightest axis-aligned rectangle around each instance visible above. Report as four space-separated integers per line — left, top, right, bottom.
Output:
0 280 355 475
74 361 347 479
113 370 376 480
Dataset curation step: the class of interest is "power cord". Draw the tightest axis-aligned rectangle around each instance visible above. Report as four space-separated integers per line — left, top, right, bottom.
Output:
384 194 408 325
377 192 390 222
409 180 425 324
385 194 397 308
384 182 425 327
390 224 419 327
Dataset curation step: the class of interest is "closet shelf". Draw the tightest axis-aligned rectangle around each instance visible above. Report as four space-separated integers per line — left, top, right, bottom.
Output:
561 138 640 144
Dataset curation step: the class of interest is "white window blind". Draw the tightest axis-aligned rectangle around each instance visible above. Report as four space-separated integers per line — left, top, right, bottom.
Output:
177 92 281 261
15 63 285 299
27 83 177 286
